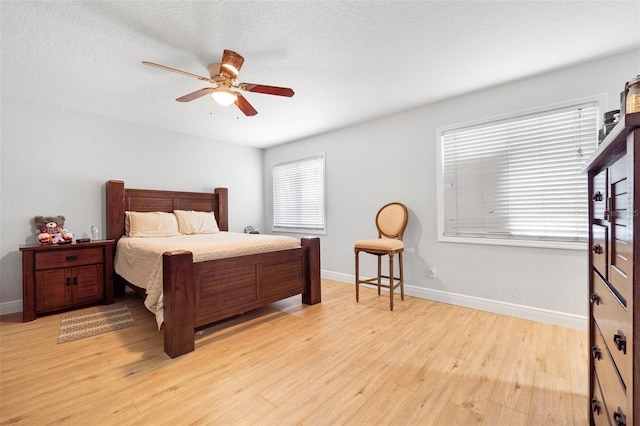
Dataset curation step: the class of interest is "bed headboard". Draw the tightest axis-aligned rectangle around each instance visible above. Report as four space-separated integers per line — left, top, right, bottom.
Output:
106 180 228 242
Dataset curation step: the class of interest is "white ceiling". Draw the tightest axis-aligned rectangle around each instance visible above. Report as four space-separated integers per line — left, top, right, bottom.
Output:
2 1 639 149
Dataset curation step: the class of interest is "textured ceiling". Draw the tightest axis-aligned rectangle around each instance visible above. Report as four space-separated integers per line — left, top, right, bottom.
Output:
2 1 639 148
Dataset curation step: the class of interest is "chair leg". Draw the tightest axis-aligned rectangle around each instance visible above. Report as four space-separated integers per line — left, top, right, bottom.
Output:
399 252 404 301
389 253 394 311
377 256 382 295
355 249 360 303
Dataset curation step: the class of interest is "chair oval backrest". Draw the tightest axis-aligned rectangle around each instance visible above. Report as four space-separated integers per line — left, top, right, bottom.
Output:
376 202 408 240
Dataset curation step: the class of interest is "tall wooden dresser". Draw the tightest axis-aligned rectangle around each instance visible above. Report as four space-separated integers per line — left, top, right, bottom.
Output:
586 112 640 425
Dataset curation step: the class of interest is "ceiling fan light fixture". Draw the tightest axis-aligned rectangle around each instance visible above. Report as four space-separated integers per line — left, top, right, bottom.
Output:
211 87 237 106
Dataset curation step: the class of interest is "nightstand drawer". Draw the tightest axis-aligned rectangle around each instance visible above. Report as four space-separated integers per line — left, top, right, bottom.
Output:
35 247 104 270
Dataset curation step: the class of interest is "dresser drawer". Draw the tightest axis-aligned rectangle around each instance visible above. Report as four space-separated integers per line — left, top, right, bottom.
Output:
592 272 631 385
592 224 607 280
593 321 628 426
35 247 104 270
592 168 607 221
591 370 610 426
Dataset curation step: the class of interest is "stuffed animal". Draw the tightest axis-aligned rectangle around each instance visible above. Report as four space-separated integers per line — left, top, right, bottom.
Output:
33 215 72 244
61 228 74 242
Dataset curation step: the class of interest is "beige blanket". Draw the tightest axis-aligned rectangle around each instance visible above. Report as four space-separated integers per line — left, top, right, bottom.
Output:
114 232 301 327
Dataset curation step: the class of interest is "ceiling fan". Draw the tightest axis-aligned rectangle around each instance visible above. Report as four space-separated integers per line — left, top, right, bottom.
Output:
143 49 294 116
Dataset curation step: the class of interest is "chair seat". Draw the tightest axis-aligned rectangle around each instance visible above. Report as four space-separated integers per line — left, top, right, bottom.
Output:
355 238 404 251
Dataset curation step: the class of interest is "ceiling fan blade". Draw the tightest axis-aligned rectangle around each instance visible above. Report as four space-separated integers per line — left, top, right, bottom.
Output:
142 61 211 82
235 93 258 116
220 50 245 80
240 83 294 97
176 88 212 102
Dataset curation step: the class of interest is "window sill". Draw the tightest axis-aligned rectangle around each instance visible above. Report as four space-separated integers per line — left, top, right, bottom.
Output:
272 228 326 236
438 235 587 250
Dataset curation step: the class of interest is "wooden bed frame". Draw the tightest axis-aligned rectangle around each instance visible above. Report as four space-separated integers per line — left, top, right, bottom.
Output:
105 180 321 358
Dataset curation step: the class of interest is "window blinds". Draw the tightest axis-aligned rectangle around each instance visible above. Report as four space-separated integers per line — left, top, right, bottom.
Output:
442 103 598 243
272 155 325 231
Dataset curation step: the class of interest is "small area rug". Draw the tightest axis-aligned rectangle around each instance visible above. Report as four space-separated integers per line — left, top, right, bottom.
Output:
58 303 136 344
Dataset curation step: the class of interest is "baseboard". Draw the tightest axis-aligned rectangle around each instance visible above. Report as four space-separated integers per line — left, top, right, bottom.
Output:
4 271 587 329
321 270 587 330
0 299 22 316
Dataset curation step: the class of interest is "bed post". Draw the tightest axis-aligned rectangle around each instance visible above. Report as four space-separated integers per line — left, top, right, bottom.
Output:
106 180 126 296
301 237 321 305
214 188 228 231
106 180 125 242
163 250 195 358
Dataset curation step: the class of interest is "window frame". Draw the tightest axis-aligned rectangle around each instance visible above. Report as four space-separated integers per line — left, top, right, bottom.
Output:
436 95 606 250
271 153 327 235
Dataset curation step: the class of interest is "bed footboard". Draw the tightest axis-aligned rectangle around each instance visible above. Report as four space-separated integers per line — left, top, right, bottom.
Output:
162 236 321 358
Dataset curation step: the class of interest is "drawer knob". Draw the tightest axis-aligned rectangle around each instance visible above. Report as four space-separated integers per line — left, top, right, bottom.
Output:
66 255 78 262
613 407 626 426
613 331 627 354
592 191 603 202
590 293 601 305
591 346 602 360
590 397 601 415
591 244 603 254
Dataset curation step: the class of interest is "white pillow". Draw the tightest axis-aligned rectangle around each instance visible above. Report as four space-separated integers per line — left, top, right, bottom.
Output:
174 210 220 234
125 211 181 238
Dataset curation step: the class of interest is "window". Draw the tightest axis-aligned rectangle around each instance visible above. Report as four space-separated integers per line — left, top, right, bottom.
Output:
272 154 326 233
439 101 599 248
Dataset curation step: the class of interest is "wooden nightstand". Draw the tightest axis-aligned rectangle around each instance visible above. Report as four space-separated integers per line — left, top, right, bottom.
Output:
20 240 115 322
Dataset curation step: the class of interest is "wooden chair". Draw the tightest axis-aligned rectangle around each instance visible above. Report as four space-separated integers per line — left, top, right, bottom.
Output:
354 202 408 310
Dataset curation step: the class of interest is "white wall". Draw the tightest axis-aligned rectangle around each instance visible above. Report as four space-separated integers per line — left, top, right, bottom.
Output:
264 49 640 328
0 98 264 312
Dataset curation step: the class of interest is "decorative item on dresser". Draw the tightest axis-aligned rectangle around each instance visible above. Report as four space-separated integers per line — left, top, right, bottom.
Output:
585 111 640 425
105 180 321 358
20 240 115 322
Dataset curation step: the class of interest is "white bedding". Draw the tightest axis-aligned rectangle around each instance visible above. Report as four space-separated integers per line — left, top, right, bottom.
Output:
114 232 301 328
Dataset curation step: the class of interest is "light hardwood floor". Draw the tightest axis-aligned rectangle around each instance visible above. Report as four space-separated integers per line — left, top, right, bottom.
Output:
0 279 588 425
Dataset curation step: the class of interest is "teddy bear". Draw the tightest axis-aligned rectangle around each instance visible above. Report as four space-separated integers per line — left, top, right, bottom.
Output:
33 215 73 244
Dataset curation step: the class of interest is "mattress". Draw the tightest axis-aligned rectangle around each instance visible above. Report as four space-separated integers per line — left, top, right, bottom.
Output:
114 232 301 327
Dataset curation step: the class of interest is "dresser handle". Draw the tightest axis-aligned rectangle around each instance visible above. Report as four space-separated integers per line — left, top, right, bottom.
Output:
72 277 78 286
591 346 602 360
65 255 78 262
590 293 601 305
591 244 602 254
65 277 71 286
613 331 627 354
613 407 626 426
590 397 601 415
592 191 603 202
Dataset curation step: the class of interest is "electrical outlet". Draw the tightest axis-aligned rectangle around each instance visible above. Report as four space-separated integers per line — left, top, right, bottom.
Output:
427 267 436 279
